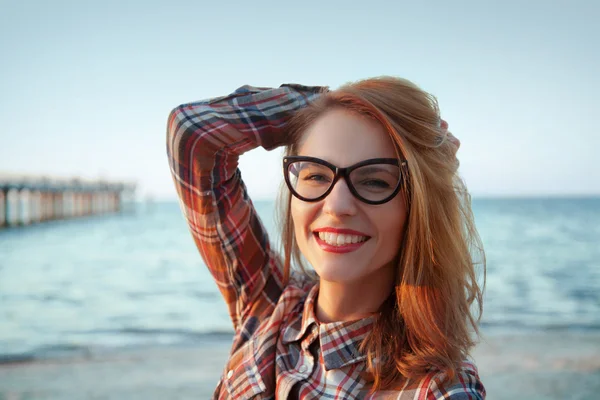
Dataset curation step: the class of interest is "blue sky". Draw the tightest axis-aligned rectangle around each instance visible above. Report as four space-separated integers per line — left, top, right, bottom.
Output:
1 0 598 199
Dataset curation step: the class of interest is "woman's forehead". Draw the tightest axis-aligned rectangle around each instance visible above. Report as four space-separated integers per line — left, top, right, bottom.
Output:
297 109 397 165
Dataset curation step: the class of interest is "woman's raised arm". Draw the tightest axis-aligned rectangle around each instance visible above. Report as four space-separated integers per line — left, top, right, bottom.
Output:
166 84 324 330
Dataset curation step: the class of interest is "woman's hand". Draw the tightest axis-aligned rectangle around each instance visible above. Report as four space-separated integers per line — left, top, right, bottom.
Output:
441 119 460 151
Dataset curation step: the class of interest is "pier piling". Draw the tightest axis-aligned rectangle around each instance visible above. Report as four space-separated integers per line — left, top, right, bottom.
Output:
0 174 136 228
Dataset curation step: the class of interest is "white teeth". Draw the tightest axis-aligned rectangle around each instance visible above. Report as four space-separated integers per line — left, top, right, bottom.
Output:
317 232 368 246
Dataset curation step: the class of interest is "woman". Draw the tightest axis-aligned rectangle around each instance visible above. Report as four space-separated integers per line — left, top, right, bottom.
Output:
166 77 486 399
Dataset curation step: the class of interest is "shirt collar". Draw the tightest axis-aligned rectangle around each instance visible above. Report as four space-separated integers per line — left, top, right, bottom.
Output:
282 284 376 371
282 284 320 344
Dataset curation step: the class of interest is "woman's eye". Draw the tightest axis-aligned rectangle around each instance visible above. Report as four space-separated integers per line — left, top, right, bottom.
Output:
361 179 390 189
304 174 330 182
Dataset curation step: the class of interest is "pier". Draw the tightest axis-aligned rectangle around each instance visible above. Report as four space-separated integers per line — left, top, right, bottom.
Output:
0 174 136 228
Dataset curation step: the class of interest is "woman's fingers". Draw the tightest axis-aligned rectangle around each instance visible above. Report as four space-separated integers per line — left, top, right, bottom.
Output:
440 119 460 151
447 132 460 150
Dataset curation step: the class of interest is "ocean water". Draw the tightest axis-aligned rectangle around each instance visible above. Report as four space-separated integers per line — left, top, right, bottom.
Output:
1 198 599 361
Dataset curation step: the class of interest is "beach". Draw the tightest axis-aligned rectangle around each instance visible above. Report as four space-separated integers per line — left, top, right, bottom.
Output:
1 332 599 399
1 198 599 399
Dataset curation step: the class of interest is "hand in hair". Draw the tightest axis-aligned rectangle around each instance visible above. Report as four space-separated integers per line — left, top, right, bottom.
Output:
441 119 460 151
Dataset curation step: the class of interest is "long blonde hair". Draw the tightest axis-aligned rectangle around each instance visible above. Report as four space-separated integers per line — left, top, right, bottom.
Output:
277 76 485 391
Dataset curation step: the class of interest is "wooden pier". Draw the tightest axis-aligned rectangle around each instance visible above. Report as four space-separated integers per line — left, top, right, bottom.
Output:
0 174 136 228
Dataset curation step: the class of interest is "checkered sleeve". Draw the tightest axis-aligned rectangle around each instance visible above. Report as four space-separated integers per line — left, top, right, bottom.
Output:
424 361 486 399
166 84 324 329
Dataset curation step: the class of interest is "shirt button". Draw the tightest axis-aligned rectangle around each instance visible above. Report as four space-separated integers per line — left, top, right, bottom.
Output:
298 364 308 373
226 369 233 379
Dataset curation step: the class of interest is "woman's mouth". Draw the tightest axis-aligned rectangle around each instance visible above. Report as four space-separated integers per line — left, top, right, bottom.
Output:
313 230 370 253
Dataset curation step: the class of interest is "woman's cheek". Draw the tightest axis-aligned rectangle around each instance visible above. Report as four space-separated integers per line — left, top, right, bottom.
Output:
291 199 316 251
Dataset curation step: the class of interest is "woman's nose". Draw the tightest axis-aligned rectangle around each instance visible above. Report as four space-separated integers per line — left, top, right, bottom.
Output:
322 178 358 217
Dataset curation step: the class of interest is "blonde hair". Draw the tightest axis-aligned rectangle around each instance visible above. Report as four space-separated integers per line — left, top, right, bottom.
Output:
277 76 485 391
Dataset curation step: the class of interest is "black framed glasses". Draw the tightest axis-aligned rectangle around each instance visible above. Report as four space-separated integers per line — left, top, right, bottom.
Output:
283 156 407 205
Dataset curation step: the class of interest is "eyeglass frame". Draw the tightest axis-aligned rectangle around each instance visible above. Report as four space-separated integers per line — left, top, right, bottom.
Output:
283 156 408 205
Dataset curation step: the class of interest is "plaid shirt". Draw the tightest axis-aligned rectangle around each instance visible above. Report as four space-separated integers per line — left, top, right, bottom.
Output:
167 84 485 399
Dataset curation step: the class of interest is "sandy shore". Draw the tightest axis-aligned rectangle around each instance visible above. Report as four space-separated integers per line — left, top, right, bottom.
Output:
1 333 599 399
473 332 600 400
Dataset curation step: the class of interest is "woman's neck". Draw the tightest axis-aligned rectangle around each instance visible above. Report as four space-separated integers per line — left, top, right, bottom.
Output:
315 264 395 323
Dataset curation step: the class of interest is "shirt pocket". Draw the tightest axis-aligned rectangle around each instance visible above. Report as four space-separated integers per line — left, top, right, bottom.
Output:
223 336 267 399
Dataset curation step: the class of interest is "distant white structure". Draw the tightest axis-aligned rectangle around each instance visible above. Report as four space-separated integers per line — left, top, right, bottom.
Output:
0 173 136 228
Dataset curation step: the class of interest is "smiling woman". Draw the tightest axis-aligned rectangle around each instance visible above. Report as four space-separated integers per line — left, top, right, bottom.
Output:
166 77 486 399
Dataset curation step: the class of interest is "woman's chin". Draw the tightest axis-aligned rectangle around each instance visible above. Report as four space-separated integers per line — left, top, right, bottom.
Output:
313 263 363 284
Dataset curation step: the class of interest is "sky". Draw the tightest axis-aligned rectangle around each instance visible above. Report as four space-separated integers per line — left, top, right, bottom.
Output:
1 0 598 200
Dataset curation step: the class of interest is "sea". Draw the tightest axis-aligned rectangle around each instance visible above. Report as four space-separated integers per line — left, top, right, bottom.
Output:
1 198 599 362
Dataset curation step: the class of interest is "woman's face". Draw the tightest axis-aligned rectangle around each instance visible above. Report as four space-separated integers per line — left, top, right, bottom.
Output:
291 108 408 284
